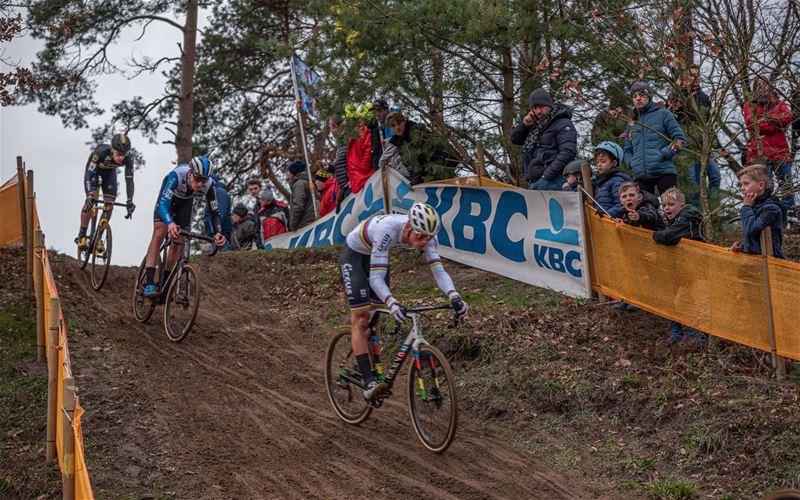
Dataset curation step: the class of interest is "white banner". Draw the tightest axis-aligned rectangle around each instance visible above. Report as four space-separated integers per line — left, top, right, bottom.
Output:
264 169 591 298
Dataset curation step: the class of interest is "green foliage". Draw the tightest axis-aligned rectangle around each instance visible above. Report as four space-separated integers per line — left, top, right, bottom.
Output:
646 477 697 499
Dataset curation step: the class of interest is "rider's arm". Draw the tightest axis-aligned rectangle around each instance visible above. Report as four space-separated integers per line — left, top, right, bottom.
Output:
205 181 222 235
124 155 134 201
156 172 179 225
424 240 460 300
83 147 103 194
367 231 396 306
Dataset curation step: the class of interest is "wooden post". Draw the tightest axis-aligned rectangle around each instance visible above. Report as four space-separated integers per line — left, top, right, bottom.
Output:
760 227 786 379
476 141 486 186
46 297 59 463
579 162 606 302
16 157 27 250
62 376 76 498
381 166 392 214
34 230 45 362
26 170 35 293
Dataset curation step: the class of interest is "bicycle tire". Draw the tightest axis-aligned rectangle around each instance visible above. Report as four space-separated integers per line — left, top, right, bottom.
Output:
324 327 372 425
133 257 156 323
163 264 200 343
77 234 91 270
90 224 112 290
407 344 458 453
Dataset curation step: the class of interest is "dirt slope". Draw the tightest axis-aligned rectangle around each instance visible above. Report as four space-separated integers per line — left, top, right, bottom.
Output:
49 249 609 499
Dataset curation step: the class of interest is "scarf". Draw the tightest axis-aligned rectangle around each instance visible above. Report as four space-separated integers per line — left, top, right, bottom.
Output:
522 107 557 154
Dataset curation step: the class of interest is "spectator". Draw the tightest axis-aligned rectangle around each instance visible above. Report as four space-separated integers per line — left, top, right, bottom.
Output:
256 187 289 245
562 159 587 191
618 181 665 231
730 165 786 259
231 204 255 251
369 99 391 169
510 87 578 190
591 84 631 146
591 141 631 218
204 174 232 251
743 76 794 211
652 187 706 346
245 177 262 215
287 160 316 231
329 115 351 209
345 104 375 194
315 168 338 217
623 81 687 196
384 111 459 185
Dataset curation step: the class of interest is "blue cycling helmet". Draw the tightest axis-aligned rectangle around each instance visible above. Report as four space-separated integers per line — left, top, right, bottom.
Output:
189 156 213 179
594 141 624 164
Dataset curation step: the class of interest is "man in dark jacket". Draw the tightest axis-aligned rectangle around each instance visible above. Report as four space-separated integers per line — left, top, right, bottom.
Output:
287 160 316 231
510 87 578 190
384 111 459 185
231 204 255 250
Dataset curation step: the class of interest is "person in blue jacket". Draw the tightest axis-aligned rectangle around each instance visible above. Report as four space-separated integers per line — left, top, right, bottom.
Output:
730 165 786 258
591 141 631 217
204 174 232 251
623 81 687 196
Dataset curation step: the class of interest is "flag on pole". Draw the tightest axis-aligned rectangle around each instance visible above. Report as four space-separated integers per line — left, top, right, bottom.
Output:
291 54 321 119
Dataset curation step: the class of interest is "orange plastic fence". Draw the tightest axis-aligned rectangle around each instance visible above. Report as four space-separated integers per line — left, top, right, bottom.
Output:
587 208 800 360
0 176 23 245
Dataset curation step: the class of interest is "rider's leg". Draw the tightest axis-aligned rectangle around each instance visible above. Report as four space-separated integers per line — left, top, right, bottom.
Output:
101 195 116 222
99 169 118 222
145 222 168 287
163 235 183 285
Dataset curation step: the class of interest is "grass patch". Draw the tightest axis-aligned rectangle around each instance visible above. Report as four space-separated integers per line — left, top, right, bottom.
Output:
645 477 696 499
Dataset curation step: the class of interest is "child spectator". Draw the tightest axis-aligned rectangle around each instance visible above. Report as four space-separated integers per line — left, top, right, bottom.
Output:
562 159 587 191
257 187 289 245
591 141 631 217
231 204 255 250
652 187 706 345
730 164 786 258
315 168 338 217
618 181 665 231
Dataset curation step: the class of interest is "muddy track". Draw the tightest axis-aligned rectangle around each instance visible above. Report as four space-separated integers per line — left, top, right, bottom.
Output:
50 251 608 499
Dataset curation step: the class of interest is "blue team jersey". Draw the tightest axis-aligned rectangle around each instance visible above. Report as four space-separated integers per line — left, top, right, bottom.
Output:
156 164 217 226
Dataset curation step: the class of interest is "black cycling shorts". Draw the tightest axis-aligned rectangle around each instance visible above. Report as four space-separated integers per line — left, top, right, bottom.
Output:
339 245 389 311
85 167 118 197
152 177 193 228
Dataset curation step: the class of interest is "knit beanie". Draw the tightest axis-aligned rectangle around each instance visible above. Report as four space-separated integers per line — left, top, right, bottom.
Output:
628 81 652 97
528 87 553 108
315 169 332 183
258 187 274 203
288 160 306 176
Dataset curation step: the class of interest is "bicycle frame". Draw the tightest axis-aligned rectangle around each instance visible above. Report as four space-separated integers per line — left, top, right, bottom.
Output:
156 230 217 295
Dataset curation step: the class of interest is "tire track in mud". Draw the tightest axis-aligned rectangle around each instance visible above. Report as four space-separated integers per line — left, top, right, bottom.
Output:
50 252 610 499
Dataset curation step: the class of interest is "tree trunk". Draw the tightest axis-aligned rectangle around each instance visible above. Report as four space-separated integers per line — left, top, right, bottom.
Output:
176 0 198 163
500 46 519 182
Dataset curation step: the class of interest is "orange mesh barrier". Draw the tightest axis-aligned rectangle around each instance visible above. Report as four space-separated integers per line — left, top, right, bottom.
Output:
0 176 23 244
587 208 800 359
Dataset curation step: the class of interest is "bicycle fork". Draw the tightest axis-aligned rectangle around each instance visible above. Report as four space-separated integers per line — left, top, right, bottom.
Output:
414 348 442 402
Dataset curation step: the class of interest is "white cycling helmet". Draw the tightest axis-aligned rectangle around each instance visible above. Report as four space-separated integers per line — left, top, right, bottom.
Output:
408 202 439 236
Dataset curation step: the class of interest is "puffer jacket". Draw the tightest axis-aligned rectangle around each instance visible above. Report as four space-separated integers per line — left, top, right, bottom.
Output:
318 176 338 217
592 168 631 218
740 189 786 258
623 100 687 181
289 169 316 231
621 190 665 231
347 124 374 194
510 104 578 183
653 204 704 245
743 98 792 162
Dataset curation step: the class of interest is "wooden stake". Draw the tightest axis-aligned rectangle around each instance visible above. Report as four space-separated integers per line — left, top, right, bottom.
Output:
62 376 76 498
34 230 45 362
579 162 606 302
381 165 391 214
26 170 34 293
46 298 59 463
760 227 786 379
16 157 27 250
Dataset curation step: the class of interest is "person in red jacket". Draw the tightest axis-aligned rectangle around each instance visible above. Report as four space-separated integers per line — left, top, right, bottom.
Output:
743 76 794 209
314 168 338 217
256 187 289 245
346 115 374 194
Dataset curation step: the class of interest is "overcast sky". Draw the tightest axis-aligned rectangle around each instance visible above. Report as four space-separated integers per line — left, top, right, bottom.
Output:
1 17 214 267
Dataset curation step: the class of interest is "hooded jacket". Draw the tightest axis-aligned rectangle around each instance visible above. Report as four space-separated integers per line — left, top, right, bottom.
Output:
743 97 793 162
510 104 578 182
592 168 631 217
346 124 374 194
622 190 665 231
623 100 687 180
289 169 316 231
653 204 704 245
740 189 786 258
258 200 289 244
318 176 338 217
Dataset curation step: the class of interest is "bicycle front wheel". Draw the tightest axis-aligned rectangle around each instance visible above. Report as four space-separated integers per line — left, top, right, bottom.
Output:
90 223 112 290
407 344 458 453
324 327 372 425
133 257 157 323
163 264 200 343
77 235 90 270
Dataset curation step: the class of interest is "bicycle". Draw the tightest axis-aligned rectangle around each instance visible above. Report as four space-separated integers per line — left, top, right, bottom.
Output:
77 199 132 291
324 304 459 453
132 229 218 343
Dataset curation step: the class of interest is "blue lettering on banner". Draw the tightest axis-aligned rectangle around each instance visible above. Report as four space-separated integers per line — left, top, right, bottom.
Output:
332 198 356 244
490 190 527 262
533 197 582 278
357 184 384 222
423 187 457 247
296 228 313 248
452 189 491 253
312 216 335 247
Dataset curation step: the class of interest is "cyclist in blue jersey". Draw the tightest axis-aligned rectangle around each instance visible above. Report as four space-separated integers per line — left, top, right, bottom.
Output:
142 156 226 298
339 202 469 400
76 133 136 249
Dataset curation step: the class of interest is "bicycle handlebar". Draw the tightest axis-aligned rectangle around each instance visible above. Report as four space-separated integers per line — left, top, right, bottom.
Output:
178 229 220 256
376 303 462 332
89 199 134 219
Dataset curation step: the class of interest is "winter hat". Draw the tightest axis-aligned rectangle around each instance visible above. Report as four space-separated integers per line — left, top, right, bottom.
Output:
315 169 332 183
372 99 389 111
528 87 553 108
258 187 274 203
287 160 306 176
628 81 652 97
232 204 248 217
563 159 588 176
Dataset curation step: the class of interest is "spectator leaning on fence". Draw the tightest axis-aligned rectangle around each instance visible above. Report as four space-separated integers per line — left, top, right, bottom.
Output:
345 103 376 194
257 187 289 245
369 99 391 169
730 164 786 259
510 87 578 190
623 81 687 196
652 187 707 346
618 181 665 231
743 76 795 211
562 159 587 192
384 111 459 185
287 160 316 231
591 141 630 218
231 204 255 251
315 168 338 217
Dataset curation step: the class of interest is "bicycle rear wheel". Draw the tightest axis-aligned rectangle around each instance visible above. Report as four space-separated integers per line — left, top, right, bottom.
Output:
163 264 200 342
90 224 112 290
407 344 458 453
133 257 157 323
324 328 372 425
